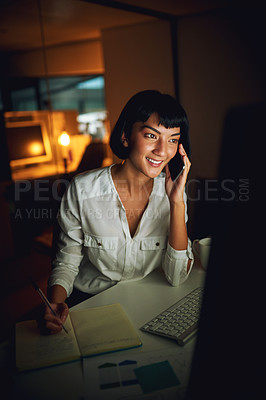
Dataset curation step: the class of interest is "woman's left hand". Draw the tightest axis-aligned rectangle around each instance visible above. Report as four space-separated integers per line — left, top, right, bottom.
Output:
165 144 191 204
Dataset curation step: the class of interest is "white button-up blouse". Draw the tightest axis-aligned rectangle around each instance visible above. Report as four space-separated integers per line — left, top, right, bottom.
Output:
49 165 194 296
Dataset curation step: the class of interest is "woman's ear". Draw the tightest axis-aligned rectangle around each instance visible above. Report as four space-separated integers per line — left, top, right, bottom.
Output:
121 132 129 147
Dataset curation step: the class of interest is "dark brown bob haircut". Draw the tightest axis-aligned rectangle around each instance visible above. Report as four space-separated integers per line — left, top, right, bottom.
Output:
109 90 190 160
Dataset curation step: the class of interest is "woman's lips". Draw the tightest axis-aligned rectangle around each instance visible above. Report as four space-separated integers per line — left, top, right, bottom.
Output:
146 157 163 167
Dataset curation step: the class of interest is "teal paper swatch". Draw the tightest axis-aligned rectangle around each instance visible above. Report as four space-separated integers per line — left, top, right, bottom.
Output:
134 360 180 394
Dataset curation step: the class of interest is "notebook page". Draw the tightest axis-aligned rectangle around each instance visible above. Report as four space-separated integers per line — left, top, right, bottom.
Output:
16 316 81 371
69 303 142 357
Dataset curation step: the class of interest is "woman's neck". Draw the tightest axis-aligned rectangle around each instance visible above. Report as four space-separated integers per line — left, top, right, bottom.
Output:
111 161 153 196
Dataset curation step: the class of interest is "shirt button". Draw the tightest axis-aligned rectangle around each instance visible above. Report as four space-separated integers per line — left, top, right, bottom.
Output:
156 242 160 247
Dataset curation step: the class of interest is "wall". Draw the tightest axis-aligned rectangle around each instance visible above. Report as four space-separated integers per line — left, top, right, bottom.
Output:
177 8 265 237
177 9 265 181
9 39 104 76
101 20 175 131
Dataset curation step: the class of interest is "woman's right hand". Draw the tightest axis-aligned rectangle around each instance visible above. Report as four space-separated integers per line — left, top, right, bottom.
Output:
41 302 69 334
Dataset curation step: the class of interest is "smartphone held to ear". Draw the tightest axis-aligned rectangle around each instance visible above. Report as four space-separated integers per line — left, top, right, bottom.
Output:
168 152 185 181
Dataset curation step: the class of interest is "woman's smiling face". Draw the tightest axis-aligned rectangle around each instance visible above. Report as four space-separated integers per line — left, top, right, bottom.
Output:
124 113 181 179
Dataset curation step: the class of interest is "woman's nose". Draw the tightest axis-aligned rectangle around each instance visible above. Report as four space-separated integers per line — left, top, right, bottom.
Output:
153 138 167 157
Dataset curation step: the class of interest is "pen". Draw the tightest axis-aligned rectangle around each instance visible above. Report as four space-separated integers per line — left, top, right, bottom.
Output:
29 277 68 334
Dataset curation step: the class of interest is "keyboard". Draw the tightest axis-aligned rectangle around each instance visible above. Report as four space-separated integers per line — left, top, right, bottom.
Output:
140 287 204 346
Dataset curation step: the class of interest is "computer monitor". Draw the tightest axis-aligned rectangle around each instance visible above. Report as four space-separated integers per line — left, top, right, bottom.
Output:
186 102 263 400
5 119 52 168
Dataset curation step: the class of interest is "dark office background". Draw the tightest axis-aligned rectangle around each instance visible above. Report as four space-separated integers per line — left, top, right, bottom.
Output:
0 0 264 342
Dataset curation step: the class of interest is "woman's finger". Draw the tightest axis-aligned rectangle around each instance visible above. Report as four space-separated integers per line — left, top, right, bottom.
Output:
179 145 191 171
46 321 63 334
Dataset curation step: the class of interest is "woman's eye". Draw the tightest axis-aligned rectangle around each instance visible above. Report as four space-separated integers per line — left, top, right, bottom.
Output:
169 138 179 144
145 133 157 139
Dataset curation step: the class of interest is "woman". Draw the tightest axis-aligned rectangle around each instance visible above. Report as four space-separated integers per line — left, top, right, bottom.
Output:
44 90 194 333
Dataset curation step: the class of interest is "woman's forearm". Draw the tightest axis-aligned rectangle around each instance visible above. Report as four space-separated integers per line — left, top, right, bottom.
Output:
168 201 188 251
168 201 192 273
48 284 67 303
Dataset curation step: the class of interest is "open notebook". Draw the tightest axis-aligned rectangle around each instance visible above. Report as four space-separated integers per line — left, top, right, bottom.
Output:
16 303 142 372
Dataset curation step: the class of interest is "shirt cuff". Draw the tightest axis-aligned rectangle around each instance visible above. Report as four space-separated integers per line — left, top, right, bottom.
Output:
166 241 193 260
48 277 73 298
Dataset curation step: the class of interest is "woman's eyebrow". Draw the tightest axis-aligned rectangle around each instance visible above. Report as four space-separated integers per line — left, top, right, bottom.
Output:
142 124 180 137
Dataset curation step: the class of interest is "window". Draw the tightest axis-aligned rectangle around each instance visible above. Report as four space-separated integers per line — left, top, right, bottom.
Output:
10 75 105 113
9 75 107 139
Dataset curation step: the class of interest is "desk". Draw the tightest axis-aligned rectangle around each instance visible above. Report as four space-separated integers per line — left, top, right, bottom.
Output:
9 262 205 400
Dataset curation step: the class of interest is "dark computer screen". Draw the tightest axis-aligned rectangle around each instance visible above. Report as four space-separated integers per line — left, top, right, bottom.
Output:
5 118 52 168
6 125 46 161
186 102 263 400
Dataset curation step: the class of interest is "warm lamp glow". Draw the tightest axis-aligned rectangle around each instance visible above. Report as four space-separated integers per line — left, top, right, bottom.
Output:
28 141 44 155
58 131 70 146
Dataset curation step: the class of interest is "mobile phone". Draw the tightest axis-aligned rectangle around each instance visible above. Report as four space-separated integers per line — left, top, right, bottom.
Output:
168 151 185 182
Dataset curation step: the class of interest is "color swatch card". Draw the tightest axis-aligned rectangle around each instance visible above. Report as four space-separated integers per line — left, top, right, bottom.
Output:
83 347 195 399
134 361 180 394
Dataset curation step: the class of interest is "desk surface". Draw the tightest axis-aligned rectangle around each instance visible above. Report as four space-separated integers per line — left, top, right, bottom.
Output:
11 263 205 400
72 263 205 352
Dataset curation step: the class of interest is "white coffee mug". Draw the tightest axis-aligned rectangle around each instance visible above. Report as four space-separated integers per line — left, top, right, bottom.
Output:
193 237 212 270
